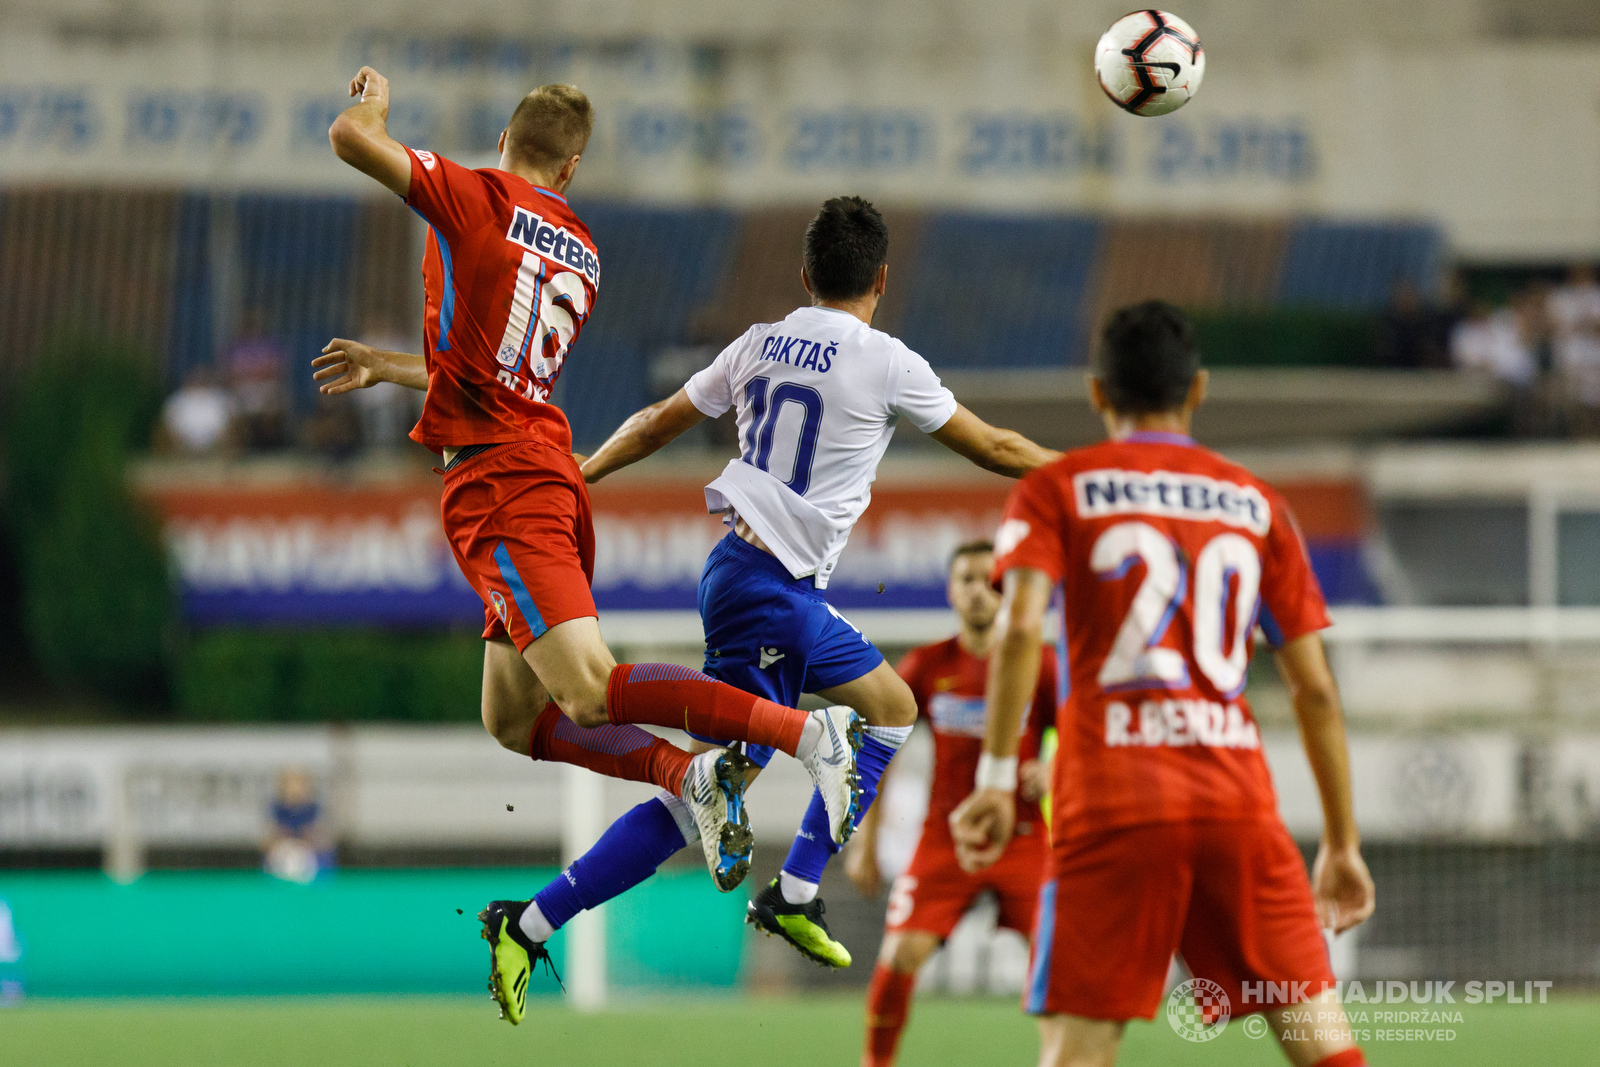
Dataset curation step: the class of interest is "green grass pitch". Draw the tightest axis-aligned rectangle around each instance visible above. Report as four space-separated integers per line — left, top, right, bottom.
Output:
2 993 1593 1066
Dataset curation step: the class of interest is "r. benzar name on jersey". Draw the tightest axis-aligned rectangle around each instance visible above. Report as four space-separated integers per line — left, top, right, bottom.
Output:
505 206 599 286
1073 468 1270 536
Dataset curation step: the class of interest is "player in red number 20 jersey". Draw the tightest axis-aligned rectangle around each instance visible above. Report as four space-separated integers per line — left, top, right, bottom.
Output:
951 303 1375 1067
848 541 1056 1067
312 67 866 1026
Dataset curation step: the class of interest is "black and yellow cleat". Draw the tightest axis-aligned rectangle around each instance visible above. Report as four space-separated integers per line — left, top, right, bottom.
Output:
478 899 561 1024
745 878 852 968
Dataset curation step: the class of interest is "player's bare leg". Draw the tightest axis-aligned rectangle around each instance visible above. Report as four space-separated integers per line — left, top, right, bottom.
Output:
862 931 941 1067
1035 1015 1125 1067
1266 987 1361 1067
480 635 551 755
818 660 917 729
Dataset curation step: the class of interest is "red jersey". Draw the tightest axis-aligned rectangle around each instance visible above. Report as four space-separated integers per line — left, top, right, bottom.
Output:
897 637 1056 847
990 431 1331 836
403 146 600 454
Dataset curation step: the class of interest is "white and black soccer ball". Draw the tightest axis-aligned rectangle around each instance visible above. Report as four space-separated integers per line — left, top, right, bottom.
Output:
1095 10 1205 116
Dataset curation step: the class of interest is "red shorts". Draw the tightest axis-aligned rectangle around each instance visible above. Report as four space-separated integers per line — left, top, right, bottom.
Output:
440 440 596 652
1025 817 1333 1021
887 824 1047 940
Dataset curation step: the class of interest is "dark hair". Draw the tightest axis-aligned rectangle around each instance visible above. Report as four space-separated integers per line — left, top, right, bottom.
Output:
803 197 889 301
1094 300 1201 414
949 539 995 570
505 84 594 170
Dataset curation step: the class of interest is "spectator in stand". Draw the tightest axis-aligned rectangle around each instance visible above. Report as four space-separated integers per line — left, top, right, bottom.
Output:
1376 280 1453 370
1453 296 1540 435
1451 298 1535 386
263 768 333 883
153 365 239 456
351 312 422 452
226 307 292 451
1548 264 1600 434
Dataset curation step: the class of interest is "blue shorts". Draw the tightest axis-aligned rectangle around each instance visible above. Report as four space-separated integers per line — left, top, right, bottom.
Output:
692 534 884 767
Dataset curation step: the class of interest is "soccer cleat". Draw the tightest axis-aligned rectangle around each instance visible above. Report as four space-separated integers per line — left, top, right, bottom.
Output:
745 877 852 968
681 746 756 892
799 705 864 846
478 899 561 1024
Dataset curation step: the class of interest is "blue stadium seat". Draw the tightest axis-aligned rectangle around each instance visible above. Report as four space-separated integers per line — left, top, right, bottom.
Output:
1276 221 1444 309
557 341 650 452
573 203 740 347
896 214 1103 368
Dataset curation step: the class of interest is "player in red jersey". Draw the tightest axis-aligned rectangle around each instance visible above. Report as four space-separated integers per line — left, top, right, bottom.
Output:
312 67 864 1024
848 540 1056 1067
951 302 1376 1067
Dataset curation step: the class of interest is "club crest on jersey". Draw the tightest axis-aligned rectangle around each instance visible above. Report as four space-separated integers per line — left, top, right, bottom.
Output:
505 207 599 286
1074 469 1270 536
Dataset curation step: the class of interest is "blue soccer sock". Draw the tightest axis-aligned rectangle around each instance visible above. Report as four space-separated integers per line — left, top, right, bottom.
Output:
522 794 690 943
779 724 911 901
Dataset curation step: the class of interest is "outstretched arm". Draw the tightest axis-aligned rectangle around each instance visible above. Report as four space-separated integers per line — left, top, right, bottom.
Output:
328 67 412 197
929 405 1060 478
312 338 427 393
949 567 1053 871
1275 631 1375 934
579 389 708 483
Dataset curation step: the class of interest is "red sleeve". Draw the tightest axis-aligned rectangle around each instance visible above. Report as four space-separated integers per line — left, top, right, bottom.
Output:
895 646 931 722
404 147 494 244
1257 491 1332 648
991 468 1069 588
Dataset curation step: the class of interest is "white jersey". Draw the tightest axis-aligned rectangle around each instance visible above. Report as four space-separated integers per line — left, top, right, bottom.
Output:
684 305 957 588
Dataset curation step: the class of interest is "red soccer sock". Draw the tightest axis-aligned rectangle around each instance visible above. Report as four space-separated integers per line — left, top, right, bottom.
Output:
529 702 695 796
606 663 808 756
1309 1048 1367 1067
863 964 917 1067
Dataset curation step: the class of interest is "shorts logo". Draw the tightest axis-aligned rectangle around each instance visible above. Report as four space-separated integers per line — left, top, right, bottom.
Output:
490 590 508 624
1167 977 1231 1042
759 647 786 669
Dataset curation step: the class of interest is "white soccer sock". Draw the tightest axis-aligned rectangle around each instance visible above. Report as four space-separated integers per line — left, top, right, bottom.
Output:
862 723 913 750
780 869 819 905
657 788 700 845
796 713 823 763
518 901 554 945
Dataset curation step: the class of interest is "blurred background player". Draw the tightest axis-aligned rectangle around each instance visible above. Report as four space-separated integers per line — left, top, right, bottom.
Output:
503 196 1060 971
847 539 1056 1067
312 65 862 1024
952 301 1376 1067
262 767 333 884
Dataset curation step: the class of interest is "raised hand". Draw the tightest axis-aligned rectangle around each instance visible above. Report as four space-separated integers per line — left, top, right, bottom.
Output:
349 66 390 113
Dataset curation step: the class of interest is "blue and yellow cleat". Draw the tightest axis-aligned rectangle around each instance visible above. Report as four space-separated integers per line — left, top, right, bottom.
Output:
478 899 561 1024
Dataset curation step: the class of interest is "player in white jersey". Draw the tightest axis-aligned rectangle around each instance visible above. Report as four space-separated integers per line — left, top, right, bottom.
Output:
508 198 1058 968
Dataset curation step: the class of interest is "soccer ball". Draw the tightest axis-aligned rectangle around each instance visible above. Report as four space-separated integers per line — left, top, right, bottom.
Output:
1095 10 1206 116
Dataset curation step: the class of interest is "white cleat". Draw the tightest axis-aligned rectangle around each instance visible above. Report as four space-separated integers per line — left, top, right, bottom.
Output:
799 706 864 846
681 747 756 892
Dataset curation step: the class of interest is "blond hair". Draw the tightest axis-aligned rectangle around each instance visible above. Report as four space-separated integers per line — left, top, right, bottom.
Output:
505 84 594 170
